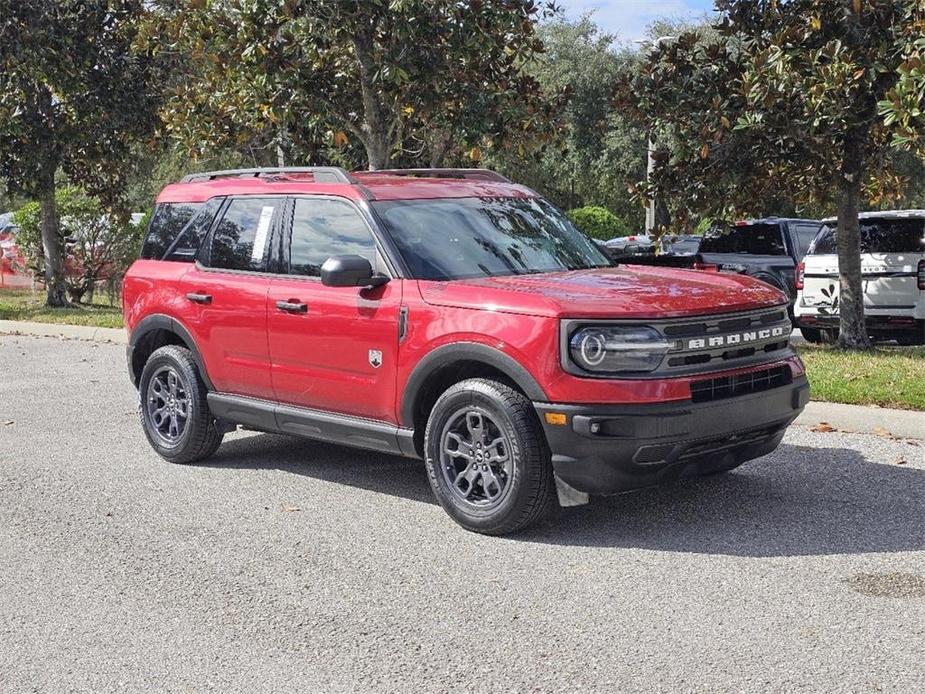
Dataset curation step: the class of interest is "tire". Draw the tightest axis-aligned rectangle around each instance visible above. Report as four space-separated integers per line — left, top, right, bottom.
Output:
138 345 223 464
799 327 825 344
423 378 556 535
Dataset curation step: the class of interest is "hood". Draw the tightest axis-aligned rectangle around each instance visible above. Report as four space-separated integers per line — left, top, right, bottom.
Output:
418 266 787 319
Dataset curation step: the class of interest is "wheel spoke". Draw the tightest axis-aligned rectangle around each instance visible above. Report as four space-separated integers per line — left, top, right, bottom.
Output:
480 466 503 501
484 436 508 463
465 411 485 442
453 464 479 496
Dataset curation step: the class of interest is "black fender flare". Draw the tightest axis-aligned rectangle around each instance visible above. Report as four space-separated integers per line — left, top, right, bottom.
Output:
399 341 547 427
128 314 214 390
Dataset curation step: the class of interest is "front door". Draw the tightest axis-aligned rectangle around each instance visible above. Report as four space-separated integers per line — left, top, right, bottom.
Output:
181 196 284 400
267 196 402 423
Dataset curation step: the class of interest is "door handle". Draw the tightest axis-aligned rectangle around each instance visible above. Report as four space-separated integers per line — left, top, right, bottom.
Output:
186 292 212 304
276 300 308 314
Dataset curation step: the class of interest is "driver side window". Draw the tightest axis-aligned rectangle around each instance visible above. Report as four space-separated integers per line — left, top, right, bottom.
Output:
288 198 379 276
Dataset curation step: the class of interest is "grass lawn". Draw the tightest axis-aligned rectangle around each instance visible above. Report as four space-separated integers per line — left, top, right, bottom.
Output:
0 290 123 329
796 344 925 411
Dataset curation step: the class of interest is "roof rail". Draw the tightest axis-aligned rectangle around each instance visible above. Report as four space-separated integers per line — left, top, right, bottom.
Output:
180 166 354 184
358 168 512 183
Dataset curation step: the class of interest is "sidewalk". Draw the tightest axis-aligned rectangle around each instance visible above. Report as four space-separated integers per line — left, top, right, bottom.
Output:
794 401 923 440
0 319 126 344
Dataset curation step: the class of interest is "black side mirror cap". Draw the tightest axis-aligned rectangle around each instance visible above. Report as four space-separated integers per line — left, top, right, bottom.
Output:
321 254 390 288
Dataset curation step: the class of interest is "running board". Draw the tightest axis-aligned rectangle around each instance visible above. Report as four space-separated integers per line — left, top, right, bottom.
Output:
207 393 418 459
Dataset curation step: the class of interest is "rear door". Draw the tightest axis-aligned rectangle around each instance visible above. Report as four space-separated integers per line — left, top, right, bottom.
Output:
857 218 924 310
801 218 925 312
267 196 402 423
180 196 283 400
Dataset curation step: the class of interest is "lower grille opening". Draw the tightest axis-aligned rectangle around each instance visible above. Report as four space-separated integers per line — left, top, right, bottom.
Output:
690 365 792 404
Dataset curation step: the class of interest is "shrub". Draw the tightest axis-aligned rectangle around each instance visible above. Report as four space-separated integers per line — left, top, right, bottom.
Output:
566 206 631 240
13 188 145 303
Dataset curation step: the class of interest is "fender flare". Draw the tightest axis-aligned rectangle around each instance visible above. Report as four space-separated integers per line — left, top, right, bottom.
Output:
128 314 214 390
399 341 547 427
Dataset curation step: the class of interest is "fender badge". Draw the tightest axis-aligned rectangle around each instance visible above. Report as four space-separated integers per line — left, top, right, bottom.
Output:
368 350 383 368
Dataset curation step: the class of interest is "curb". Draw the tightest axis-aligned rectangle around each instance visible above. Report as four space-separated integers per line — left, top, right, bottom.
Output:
794 401 924 440
0 319 126 344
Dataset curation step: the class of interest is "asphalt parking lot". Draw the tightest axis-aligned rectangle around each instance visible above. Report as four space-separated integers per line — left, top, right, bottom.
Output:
1 335 923 692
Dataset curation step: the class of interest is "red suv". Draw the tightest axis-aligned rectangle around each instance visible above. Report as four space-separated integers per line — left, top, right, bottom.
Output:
124 167 809 535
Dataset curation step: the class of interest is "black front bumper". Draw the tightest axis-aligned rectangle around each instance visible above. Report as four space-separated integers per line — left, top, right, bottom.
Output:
535 377 809 495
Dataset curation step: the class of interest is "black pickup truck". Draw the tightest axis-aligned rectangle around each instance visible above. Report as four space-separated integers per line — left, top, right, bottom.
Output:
614 218 823 312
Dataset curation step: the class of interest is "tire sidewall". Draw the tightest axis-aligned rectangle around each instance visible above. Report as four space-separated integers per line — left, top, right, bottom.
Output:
138 348 201 458
424 384 536 532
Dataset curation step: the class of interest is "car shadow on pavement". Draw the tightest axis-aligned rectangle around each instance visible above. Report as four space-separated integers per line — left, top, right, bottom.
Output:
202 436 923 558
201 432 437 505
521 443 925 557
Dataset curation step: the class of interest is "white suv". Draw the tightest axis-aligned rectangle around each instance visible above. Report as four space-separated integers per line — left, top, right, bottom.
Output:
794 210 925 344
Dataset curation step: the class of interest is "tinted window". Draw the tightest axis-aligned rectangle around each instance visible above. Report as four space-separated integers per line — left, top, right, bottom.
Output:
810 218 925 255
288 198 377 276
140 203 201 259
793 223 822 257
372 197 609 281
207 198 279 272
699 223 786 255
166 197 223 262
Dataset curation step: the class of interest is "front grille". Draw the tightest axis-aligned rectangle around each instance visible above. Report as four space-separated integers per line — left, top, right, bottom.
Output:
690 364 792 403
660 307 791 372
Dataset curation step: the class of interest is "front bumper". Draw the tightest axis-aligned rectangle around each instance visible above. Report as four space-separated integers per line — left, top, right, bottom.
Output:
535 376 809 495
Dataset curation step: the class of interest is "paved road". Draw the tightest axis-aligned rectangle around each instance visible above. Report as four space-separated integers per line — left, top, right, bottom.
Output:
1 336 923 693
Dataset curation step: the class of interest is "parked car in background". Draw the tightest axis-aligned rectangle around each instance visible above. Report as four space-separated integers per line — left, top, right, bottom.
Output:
661 234 702 256
617 218 823 316
794 210 925 344
602 234 656 257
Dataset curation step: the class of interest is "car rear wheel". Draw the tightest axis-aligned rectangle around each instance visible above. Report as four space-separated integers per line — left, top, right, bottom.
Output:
138 345 223 464
424 378 556 535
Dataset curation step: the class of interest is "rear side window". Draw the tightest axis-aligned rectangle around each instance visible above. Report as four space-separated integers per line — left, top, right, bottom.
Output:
792 223 821 257
165 198 223 262
206 197 281 272
287 198 378 276
699 223 787 255
810 219 925 254
140 203 202 259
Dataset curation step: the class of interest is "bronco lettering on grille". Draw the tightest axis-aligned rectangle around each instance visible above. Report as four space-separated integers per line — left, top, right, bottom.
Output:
686 326 788 350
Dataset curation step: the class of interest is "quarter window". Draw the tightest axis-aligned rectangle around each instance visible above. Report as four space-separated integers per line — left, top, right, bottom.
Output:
288 198 377 276
207 198 280 272
140 202 202 260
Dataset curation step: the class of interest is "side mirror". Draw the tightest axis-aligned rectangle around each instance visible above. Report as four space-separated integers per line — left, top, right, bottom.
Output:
321 254 389 288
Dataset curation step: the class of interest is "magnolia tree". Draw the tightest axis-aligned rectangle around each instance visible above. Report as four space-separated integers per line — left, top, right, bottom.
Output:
153 0 556 170
620 0 925 349
0 0 164 306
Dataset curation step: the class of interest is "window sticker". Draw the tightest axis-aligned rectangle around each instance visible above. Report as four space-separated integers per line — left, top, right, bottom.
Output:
251 205 275 261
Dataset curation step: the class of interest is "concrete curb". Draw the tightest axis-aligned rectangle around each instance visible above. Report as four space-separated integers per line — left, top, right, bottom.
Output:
794 401 924 440
0 319 126 344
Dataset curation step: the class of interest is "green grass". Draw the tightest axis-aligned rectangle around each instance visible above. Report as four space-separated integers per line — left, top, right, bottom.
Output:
797 344 925 411
0 290 123 329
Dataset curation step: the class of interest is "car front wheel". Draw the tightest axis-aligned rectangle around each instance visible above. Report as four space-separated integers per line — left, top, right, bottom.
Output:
138 345 223 464
423 378 556 535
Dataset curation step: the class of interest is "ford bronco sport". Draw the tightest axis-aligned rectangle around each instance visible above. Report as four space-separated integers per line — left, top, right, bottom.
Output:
124 167 809 535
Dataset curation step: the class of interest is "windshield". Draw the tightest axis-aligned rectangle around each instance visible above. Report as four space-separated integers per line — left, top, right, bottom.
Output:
372 197 610 280
699 223 786 255
810 218 925 255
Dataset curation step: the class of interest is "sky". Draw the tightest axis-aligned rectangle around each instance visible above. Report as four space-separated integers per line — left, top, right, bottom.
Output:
555 0 715 43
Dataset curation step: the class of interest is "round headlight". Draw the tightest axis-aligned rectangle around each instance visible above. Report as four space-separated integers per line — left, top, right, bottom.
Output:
569 326 672 374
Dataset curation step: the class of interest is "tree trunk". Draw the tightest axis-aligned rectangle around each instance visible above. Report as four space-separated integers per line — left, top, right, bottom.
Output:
428 131 452 168
834 137 871 350
39 187 68 307
352 32 394 171
364 137 391 170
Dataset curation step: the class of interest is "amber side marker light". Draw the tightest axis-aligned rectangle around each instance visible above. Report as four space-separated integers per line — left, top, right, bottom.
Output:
544 412 568 426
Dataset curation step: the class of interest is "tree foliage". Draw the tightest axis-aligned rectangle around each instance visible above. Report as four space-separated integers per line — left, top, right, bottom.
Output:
0 0 164 305
618 0 925 349
566 206 630 240
152 0 556 170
